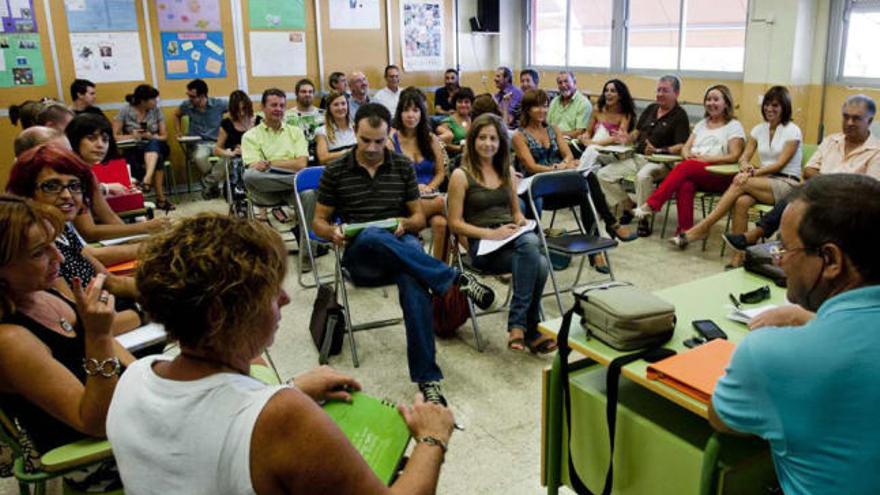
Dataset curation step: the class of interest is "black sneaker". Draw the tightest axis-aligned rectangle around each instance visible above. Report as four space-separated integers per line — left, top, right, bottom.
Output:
458 272 495 310
418 381 448 407
619 210 634 225
722 232 749 251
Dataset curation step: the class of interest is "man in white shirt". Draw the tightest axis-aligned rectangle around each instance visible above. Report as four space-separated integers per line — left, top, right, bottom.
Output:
372 65 401 115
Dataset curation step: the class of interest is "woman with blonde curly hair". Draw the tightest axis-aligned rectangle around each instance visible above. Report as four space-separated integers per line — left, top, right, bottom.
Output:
107 213 455 494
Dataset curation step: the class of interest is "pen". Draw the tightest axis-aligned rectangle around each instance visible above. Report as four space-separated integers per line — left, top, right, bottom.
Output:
729 293 741 309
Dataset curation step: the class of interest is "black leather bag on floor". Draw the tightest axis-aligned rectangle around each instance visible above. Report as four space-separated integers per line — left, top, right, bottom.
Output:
745 241 787 287
309 284 345 364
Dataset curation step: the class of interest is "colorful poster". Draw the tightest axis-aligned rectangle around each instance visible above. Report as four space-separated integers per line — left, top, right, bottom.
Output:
70 31 145 82
64 0 138 32
0 32 45 87
248 0 304 30
160 31 225 79
329 0 380 30
400 0 443 72
249 31 305 77
155 0 221 31
1 0 36 33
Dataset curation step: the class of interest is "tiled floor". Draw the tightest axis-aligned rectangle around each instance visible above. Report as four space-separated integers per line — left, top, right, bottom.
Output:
1 195 737 494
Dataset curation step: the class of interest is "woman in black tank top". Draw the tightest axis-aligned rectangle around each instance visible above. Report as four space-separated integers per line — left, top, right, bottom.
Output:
0 195 133 460
446 115 557 354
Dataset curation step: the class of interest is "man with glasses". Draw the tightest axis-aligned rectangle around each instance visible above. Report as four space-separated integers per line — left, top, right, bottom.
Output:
710 174 880 495
348 71 371 117
725 96 880 329
373 65 402 115
596 75 690 236
175 79 227 199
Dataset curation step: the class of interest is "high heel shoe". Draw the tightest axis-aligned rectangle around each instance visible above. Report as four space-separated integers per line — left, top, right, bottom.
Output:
589 254 611 274
606 224 638 242
156 199 176 212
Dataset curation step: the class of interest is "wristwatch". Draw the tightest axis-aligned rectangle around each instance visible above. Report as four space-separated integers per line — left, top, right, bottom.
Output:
417 436 448 454
82 357 121 378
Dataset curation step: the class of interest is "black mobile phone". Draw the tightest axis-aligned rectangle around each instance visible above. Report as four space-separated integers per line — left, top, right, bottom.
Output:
683 336 706 349
692 319 727 341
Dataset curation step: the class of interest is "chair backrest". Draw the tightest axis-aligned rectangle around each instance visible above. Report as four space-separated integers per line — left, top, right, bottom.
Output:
528 170 587 202
295 165 325 193
180 114 190 136
91 158 133 188
801 143 818 168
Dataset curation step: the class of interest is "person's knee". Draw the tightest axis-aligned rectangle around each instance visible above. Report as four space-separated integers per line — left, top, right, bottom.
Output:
734 194 754 212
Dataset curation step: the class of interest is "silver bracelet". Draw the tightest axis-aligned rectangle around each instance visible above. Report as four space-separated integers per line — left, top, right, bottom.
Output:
416 436 448 455
82 357 121 378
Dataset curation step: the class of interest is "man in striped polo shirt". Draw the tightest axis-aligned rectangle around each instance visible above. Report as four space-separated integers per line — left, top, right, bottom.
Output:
313 103 495 406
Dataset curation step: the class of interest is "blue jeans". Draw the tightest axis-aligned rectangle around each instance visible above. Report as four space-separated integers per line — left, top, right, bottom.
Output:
342 228 457 383
468 232 548 341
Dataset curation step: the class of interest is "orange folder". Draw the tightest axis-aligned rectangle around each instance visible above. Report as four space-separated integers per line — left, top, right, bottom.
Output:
106 260 137 276
646 339 736 404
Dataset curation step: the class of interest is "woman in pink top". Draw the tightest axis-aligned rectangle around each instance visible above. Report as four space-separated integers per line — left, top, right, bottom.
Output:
577 79 636 146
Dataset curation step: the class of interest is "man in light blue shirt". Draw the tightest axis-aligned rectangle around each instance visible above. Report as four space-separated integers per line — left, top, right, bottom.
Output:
710 174 880 495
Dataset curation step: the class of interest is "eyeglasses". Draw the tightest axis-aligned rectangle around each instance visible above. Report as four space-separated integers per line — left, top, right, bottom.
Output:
768 244 814 263
38 180 83 195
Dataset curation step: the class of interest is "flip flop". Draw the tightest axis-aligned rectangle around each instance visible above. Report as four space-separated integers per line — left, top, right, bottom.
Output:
507 337 527 352
527 337 558 355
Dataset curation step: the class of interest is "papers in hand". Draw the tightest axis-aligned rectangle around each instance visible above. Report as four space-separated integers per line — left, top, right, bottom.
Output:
477 220 537 256
727 304 778 324
98 234 148 246
116 323 167 352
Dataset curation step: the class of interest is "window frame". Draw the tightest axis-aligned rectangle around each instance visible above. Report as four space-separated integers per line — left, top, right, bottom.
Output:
525 0 749 80
828 0 880 87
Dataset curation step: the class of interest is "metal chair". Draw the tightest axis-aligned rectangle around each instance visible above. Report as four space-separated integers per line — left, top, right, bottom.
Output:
527 170 619 314
293 167 335 289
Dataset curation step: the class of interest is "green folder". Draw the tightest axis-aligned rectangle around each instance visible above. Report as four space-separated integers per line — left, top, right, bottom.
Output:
341 218 400 238
323 392 411 485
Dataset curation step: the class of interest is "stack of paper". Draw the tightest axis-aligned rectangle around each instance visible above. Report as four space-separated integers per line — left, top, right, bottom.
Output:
726 304 778 324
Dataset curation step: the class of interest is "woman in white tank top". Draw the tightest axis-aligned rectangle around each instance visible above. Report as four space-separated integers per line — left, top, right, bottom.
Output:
107 214 455 494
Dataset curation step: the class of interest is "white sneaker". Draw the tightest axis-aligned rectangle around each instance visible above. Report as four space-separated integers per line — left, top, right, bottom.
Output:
631 206 653 220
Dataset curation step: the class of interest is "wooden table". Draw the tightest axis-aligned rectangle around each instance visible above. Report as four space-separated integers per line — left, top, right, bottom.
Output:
643 153 683 164
540 269 785 493
705 164 740 176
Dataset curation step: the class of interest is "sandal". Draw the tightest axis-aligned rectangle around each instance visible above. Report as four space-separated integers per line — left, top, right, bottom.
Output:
140 182 153 194
155 199 176 212
527 336 558 355
507 337 527 352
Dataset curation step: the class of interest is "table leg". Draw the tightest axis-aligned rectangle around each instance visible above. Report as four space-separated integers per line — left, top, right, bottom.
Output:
699 432 722 495
545 353 563 495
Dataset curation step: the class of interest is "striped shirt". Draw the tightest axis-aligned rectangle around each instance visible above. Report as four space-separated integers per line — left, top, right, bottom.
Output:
317 150 418 223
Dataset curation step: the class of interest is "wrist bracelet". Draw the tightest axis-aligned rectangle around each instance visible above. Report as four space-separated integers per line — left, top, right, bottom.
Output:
417 436 448 455
82 357 121 378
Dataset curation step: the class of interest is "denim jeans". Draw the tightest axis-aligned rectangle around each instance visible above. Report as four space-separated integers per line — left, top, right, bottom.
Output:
342 227 457 383
468 232 549 341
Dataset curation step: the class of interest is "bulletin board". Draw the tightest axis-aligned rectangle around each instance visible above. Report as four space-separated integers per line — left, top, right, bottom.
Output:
242 0 319 97
0 0 56 101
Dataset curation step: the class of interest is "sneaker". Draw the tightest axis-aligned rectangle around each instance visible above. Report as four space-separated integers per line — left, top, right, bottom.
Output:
458 272 495 310
418 381 448 407
631 205 653 220
722 232 749 252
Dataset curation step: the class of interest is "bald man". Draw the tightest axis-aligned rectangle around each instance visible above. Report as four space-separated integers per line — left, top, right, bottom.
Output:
13 126 71 157
348 71 371 117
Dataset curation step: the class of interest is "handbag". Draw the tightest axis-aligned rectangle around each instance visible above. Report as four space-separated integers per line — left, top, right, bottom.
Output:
557 284 676 495
432 286 469 338
309 284 345 364
575 281 676 351
744 241 787 287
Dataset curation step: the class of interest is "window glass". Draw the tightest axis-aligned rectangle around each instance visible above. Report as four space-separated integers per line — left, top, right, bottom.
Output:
680 0 748 72
626 0 681 70
568 0 613 68
531 0 567 66
842 11 880 79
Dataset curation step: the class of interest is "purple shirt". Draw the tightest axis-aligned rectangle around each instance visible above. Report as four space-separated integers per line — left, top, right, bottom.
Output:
494 83 523 128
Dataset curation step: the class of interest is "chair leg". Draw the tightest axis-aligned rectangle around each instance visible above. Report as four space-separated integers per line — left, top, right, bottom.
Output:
262 349 283 383
453 239 485 352
335 250 359 367
719 211 733 257
661 201 672 238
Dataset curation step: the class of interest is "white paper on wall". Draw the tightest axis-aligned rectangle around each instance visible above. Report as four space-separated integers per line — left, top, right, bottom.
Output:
70 31 145 83
328 0 380 30
249 31 306 77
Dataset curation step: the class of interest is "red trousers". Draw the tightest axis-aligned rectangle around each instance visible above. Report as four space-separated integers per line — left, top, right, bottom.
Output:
645 160 733 233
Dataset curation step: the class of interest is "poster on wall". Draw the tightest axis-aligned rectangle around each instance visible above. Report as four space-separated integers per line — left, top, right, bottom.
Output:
400 0 443 72
1 0 36 33
160 31 225 79
64 0 138 32
248 0 304 30
70 31 145 83
155 0 221 32
329 0 380 30
0 32 46 87
249 31 305 77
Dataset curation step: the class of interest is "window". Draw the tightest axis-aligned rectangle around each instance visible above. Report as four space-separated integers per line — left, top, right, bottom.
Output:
529 0 613 68
528 0 748 74
840 1 880 79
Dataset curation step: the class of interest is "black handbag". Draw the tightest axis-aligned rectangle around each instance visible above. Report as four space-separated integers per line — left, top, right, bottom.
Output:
309 284 345 364
744 241 787 287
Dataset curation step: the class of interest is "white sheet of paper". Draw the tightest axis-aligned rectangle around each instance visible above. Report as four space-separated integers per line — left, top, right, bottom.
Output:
98 233 148 246
70 32 145 83
516 175 533 196
476 220 537 256
115 323 166 351
726 304 779 325
594 144 632 154
249 31 306 77
329 0 381 29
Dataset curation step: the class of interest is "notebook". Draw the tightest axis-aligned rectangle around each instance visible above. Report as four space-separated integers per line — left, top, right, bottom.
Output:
727 304 778 324
646 339 736 404
323 392 411 485
341 218 400 238
106 260 137 276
